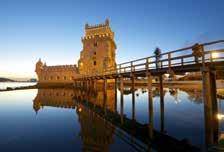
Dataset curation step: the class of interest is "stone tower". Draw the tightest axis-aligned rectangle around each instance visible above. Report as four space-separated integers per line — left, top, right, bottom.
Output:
78 19 116 75
35 58 43 80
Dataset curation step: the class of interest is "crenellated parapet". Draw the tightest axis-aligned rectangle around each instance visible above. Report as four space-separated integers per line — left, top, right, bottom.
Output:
83 19 115 43
43 64 78 72
35 59 80 83
85 18 109 29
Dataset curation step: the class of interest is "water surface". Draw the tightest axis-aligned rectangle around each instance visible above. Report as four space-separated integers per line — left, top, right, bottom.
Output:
0 82 223 151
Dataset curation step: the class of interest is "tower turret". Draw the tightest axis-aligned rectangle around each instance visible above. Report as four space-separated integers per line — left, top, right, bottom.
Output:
35 58 44 81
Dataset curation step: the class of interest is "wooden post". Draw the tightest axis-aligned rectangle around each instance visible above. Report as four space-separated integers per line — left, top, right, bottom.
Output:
181 57 184 66
120 76 124 125
159 75 164 133
195 56 199 63
104 77 107 102
210 52 213 62
168 53 171 68
86 79 89 89
132 76 135 120
202 67 218 145
93 79 96 90
119 64 121 73
74 81 76 88
147 72 153 140
115 78 117 112
131 61 136 120
81 80 83 88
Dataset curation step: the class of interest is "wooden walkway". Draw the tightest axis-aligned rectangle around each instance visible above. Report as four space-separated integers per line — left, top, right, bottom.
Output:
74 40 224 81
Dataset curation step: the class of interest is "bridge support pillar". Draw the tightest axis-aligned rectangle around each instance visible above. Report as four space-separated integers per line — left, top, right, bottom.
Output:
82 81 84 88
85 80 88 89
115 78 118 112
91 79 94 90
83 81 85 89
202 67 218 145
159 75 165 133
86 80 89 89
120 76 124 125
85 79 89 90
103 78 107 115
131 75 135 120
79 81 81 88
103 78 107 102
147 73 153 139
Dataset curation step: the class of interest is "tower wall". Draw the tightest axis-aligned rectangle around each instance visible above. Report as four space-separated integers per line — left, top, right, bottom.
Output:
78 19 116 75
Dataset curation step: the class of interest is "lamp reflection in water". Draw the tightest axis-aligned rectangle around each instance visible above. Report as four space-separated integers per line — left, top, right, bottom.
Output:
216 112 224 150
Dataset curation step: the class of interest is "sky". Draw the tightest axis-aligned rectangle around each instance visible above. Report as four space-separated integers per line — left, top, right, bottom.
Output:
0 0 224 80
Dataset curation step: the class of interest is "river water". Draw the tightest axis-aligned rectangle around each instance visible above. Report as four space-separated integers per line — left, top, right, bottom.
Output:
0 82 36 90
0 82 223 152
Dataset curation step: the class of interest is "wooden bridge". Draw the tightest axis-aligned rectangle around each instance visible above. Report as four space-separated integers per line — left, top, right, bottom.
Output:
73 40 224 147
74 40 224 80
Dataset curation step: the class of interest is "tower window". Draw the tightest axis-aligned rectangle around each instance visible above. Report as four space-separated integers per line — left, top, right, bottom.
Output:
94 51 96 55
94 42 98 47
93 61 96 66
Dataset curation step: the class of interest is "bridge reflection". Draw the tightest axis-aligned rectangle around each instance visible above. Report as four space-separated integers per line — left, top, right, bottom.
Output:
32 86 221 151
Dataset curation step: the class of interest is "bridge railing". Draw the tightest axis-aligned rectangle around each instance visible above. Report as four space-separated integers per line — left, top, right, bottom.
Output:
75 40 224 80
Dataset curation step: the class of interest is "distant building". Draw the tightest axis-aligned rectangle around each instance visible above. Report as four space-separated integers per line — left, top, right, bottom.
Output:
35 19 116 83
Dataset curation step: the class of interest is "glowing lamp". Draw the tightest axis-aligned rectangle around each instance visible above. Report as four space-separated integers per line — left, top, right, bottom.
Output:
212 52 219 59
217 113 224 120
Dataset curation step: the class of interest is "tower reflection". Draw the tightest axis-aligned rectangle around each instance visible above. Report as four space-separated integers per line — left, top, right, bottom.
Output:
33 87 116 152
32 85 221 151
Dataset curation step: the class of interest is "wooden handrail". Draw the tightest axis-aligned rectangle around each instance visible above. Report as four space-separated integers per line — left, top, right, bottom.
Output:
73 40 224 80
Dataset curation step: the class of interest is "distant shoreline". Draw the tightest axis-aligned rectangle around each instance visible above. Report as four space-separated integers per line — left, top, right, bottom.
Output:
0 77 37 83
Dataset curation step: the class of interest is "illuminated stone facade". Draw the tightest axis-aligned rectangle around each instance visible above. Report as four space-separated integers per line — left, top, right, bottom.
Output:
78 19 116 75
35 59 79 83
35 19 116 83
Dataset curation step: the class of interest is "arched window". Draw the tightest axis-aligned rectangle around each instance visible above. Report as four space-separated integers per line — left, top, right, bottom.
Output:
64 76 66 80
57 76 60 80
93 61 96 66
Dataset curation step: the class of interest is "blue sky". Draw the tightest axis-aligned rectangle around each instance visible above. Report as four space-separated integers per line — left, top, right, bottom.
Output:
0 0 224 79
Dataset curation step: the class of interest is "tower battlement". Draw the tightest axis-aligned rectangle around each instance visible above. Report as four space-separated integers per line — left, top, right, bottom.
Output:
85 18 109 29
84 19 114 39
